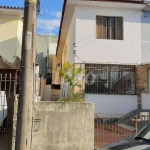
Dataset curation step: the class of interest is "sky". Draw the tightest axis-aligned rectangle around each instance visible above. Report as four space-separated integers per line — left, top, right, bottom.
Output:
0 0 64 35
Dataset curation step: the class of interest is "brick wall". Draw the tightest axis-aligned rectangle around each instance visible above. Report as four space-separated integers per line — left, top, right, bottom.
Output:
74 63 149 109
136 65 148 108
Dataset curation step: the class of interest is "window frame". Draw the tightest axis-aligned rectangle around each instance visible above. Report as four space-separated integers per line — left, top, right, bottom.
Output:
85 64 136 95
96 15 124 40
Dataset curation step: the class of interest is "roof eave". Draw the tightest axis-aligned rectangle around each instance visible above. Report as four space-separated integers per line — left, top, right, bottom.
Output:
56 0 67 58
0 6 24 10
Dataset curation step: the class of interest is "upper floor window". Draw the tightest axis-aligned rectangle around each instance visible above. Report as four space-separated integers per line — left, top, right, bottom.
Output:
96 16 123 40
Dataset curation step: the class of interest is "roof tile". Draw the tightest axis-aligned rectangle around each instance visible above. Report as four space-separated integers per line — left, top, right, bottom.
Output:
0 6 24 10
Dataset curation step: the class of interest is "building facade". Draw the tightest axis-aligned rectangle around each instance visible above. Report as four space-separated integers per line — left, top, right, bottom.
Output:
57 0 150 114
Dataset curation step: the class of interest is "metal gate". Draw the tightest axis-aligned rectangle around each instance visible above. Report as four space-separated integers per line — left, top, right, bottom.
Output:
0 70 19 150
94 113 150 149
94 114 136 148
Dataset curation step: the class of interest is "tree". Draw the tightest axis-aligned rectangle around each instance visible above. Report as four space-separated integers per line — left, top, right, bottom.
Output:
59 62 86 102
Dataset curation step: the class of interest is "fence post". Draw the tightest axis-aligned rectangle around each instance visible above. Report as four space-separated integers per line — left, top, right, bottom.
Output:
135 116 138 133
131 116 141 133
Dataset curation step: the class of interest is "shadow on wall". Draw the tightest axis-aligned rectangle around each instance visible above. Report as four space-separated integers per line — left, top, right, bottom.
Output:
141 11 150 63
142 11 150 24
0 37 21 62
37 52 46 77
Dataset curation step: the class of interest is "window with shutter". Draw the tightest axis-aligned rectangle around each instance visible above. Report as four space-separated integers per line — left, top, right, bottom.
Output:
96 16 123 40
96 16 103 39
109 18 115 39
115 18 123 40
102 17 107 39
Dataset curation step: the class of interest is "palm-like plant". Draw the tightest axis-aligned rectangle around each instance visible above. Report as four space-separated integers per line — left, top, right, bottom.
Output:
59 62 86 102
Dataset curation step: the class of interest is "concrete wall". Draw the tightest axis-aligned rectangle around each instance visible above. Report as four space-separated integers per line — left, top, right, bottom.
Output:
33 102 94 150
75 6 142 64
141 11 150 64
141 93 150 109
85 94 138 114
136 65 148 108
43 85 51 101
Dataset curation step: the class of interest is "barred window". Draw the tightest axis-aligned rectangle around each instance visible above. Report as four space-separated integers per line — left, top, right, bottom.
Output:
85 64 136 95
96 16 123 40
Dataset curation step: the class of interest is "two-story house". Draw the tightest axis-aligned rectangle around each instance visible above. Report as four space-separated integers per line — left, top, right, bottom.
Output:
56 0 150 114
0 6 59 101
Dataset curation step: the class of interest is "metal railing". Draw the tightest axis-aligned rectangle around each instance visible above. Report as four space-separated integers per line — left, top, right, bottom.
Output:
85 64 136 95
94 113 150 148
85 81 136 95
0 71 19 150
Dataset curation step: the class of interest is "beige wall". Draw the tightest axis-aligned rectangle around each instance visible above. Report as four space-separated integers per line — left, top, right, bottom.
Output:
61 10 76 65
0 17 23 62
16 19 23 59
0 18 18 42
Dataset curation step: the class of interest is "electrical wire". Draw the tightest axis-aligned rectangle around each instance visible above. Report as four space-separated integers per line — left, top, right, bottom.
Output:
37 0 40 15
66 8 150 65
37 0 49 49
75 54 85 63
74 40 150 65
75 10 142 45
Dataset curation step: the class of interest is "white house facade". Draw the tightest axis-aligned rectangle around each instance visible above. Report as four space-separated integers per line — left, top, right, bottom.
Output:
57 0 150 114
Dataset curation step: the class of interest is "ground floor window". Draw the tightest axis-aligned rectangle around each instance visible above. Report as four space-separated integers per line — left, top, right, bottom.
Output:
85 64 136 95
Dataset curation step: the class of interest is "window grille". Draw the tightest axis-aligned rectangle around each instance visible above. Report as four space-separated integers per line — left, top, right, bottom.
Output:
85 64 136 95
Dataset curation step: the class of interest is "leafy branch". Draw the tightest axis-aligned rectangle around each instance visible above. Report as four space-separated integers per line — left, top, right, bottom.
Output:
59 62 86 102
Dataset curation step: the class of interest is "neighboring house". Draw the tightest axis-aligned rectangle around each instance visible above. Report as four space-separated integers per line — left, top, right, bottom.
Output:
56 0 150 114
0 6 23 128
0 6 23 62
36 35 59 101
0 7 58 100
36 34 58 78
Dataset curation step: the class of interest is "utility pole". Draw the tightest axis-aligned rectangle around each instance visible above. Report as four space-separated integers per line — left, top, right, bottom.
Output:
15 0 37 150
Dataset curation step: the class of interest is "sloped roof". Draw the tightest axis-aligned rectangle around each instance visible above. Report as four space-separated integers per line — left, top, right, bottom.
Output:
0 5 24 20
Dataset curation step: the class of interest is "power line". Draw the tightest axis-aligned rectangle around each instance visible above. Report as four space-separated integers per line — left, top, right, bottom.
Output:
74 39 150 65
37 0 49 49
75 10 142 45
75 54 85 63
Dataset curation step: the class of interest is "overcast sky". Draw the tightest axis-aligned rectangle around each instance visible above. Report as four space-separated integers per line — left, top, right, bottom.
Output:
0 0 64 35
